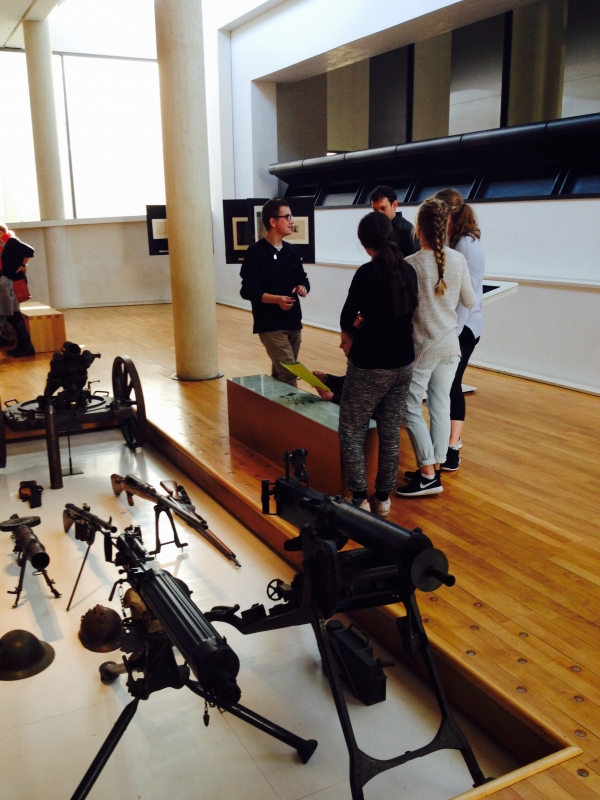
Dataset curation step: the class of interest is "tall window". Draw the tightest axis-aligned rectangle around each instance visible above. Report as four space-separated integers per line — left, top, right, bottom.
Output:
0 52 40 222
63 56 164 218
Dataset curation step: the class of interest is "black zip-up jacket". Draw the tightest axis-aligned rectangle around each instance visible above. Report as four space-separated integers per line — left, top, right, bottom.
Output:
240 238 310 334
1 236 34 281
392 212 420 258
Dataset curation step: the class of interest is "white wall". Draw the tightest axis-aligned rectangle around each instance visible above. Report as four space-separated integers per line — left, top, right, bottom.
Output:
216 200 600 393
11 219 171 309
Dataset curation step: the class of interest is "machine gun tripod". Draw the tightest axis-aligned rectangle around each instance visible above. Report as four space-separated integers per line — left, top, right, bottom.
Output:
206 449 492 800
69 519 317 800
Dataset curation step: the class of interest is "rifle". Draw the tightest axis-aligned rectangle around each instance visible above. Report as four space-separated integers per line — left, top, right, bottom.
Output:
69 510 316 800
206 449 491 800
63 503 117 611
111 473 241 566
1 514 61 607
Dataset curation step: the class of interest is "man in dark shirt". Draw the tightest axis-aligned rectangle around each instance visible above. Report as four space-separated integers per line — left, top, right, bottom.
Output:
370 185 419 257
240 198 310 386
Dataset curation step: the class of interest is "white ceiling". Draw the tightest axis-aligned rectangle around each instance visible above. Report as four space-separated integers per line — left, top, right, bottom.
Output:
0 0 60 47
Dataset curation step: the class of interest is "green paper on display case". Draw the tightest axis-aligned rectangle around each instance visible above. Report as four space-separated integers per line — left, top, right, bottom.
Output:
280 362 330 391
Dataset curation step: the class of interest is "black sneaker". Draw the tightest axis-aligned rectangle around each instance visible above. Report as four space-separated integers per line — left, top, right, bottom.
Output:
441 447 460 472
404 468 440 481
396 472 443 497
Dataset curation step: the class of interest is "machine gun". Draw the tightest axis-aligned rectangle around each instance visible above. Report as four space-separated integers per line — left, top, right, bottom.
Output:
40 341 101 411
1 514 61 608
111 473 241 566
69 508 317 800
63 503 117 611
206 449 491 800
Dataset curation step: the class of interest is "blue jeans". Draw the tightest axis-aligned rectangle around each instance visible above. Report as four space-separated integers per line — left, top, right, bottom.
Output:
403 355 460 467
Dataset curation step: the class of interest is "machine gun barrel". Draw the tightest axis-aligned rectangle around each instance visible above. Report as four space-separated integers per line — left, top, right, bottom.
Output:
110 530 241 706
111 473 241 567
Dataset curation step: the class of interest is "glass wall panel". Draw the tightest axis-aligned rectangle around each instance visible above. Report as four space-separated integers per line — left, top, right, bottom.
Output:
63 56 165 218
562 0 600 117
449 15 504 135
0 51 40 222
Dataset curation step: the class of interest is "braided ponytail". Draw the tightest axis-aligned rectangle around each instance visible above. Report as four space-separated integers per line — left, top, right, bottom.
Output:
414 198 450 296
433 188 480 249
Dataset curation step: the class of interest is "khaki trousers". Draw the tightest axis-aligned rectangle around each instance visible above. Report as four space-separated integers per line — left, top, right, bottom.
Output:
258 329 301 385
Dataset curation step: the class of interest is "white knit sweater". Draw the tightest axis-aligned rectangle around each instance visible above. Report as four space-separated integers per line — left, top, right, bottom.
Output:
405 247 476 362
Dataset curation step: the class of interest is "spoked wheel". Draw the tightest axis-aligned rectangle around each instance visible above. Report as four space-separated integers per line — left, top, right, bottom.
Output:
0 409 6 468
112 356 147 449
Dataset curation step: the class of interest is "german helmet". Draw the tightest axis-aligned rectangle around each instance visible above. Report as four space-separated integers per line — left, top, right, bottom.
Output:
0 629 55 680
79 605 124 653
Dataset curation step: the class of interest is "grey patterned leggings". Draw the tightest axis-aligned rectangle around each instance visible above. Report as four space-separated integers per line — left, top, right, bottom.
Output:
339 362 414 494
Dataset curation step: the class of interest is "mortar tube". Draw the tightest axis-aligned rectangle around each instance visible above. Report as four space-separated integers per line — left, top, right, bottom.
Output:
45 402 63 489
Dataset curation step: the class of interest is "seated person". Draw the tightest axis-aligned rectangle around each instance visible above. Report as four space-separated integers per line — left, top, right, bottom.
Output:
313 330 354 404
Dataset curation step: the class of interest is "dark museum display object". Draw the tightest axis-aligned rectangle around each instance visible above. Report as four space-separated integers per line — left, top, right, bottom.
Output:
68 514 317 800
0 629 55 681
111 472 241 566
0 342 147 471
78 605 125 653
18 480 43 508
205 449 492 800
1 514 61 608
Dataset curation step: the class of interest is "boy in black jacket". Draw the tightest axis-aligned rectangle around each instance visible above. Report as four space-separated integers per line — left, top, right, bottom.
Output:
240 198 310 386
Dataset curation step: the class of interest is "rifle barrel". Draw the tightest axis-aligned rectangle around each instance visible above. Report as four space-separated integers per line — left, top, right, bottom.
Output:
114 475 241 567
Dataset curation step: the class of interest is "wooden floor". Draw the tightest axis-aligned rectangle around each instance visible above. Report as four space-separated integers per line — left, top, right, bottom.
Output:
2 303 600 800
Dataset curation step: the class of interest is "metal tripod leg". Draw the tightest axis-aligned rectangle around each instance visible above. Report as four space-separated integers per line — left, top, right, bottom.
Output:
70 698 140 800
185 679 318 764
66 542 92 611
403 594 490 787
7 557 27 608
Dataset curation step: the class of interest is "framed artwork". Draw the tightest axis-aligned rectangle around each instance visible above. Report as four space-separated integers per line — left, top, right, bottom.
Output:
284 216 309 245
146 205 168 255
232 217 249 251
223 197 315 264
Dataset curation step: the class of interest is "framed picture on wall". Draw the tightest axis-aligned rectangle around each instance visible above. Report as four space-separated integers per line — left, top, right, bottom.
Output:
146 205 168 255
284 216 310 245
223 199 250 263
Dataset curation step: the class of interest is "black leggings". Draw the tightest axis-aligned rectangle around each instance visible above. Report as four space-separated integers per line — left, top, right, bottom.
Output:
449 326 480 421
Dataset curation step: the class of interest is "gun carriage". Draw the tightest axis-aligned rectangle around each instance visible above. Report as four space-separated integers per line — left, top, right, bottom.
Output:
0 342 146 468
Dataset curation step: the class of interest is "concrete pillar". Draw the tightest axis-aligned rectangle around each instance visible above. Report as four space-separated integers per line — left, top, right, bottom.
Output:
154 0 220 380
412 33 452 142
327 61 369 152
23 20 65 221
508 0 569 126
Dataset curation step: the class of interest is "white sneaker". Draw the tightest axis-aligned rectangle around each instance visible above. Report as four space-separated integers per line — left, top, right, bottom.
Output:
350 498 371 512
371 497 391 517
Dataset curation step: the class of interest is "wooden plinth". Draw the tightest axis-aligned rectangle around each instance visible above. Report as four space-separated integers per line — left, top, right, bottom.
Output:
22 306 66 353
227 376 378 497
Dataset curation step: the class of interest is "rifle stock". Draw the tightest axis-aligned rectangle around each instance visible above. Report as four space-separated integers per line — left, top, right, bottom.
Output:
111 474 241 567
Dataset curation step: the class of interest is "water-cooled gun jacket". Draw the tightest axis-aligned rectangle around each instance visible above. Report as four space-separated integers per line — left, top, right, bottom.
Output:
240 238 310 334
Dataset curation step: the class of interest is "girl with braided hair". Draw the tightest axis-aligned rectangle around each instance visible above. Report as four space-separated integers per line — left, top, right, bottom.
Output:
397 198 475 498
433 188 485 471
338 211 418 516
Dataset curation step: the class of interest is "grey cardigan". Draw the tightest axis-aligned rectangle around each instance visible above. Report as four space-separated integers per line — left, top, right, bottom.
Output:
405 247 476 362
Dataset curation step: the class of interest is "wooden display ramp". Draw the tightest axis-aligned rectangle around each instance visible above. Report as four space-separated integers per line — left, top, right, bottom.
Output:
1 303 599 800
